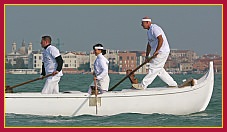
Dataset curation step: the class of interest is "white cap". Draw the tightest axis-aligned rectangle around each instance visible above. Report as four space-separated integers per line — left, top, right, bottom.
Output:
142 18 151 22
94 47 104 50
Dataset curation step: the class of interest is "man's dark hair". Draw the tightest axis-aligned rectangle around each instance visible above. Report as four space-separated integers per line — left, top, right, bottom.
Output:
93 43 106 55
42 36 52 43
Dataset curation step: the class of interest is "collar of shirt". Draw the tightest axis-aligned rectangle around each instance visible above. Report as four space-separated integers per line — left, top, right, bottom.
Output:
97 53 103 58
149 24 154 30
44 44 51 49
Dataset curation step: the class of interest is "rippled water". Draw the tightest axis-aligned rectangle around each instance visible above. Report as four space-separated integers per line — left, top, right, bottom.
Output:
5 73 222 127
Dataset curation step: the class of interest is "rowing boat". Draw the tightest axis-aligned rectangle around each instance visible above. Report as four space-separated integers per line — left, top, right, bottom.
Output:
5 61 214 116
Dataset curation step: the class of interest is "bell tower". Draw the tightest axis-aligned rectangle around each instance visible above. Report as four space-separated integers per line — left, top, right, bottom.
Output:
12 42 16 53
28 42 32 55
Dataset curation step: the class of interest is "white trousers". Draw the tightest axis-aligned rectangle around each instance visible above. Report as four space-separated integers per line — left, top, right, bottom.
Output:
142 53 177 88
42 76 61 94
88 75 110 94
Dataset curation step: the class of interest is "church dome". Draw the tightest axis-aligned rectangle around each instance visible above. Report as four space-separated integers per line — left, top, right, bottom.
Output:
18 40 28 55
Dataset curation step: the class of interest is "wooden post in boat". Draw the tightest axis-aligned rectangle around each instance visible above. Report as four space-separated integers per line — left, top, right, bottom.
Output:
94 79 98 115
109 56 155 91
93 78 98 115
5 73 53 93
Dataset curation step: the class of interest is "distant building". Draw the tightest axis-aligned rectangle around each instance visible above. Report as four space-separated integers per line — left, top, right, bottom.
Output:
6 40 33 68
89 49 119 72
193 61 208 72
179 62 193 72
89 52 96 72
61 52 89 73
129 51 147 74
28 51 90 73
75 53 90 68
105 50 119 73
213 58 222 73
170 49 198 62
193 54 222 73
6 42 222 74
28 50 42 71
118 52 137 72
165 58 180 74
62 52 77 68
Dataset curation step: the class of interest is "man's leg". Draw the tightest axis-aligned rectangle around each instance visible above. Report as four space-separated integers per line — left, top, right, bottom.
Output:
41 77 52 94
158 68 178 87
88 81 94 94
42 76 60 94
141 68 159 88
141 53 170 88
52 76 60 94
98 75 110 93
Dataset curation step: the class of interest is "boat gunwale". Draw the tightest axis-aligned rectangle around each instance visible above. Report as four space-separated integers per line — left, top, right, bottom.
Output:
5 62 213 98
5 82 209 98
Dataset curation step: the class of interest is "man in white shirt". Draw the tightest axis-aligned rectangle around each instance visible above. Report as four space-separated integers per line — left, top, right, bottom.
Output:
40 36 63 94
88 44 110 94
133 16 177 89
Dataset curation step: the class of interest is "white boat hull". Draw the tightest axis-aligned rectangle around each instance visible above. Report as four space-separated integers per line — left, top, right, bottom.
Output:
5 62 214 116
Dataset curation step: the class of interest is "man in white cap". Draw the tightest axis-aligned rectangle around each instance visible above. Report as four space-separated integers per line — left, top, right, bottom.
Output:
132 16 177 89
88 43 110 94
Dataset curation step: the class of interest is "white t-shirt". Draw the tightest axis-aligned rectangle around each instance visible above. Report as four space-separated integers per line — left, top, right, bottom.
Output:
42 45 63 76
147 24 170 55
94 53 109 80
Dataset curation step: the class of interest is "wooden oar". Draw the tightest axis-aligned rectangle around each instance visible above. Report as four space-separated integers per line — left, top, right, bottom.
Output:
5 73 53 93
108 56 155 91
93 78 98 115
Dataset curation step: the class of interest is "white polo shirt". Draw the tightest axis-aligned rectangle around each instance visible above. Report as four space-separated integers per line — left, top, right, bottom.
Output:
42 45 63 76
94 53 109 80
147 24 170 55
